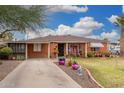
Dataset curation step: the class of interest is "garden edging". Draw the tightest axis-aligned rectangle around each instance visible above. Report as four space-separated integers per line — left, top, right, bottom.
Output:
84 68 104 88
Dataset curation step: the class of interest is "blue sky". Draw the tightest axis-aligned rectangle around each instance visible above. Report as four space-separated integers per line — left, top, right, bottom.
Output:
15 5 123 41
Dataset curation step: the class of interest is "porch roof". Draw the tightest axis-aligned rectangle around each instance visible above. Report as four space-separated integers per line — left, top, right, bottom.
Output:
8 35 108 43
90 43 104 48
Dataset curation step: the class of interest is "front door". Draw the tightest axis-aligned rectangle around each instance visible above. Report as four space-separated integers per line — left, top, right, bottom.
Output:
58 43 64 57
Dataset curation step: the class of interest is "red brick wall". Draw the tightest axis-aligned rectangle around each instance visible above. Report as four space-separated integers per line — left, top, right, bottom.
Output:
99 43 108 52
27 42 108 58
50 43 58 58
87 43 90 52
87 42 108 52
79 43 85 57
27 43 48 58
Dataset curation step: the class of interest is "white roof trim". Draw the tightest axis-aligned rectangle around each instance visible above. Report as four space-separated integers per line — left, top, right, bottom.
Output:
90 43 104 48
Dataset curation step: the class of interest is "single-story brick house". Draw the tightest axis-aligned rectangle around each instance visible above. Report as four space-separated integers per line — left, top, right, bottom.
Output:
7 35 109 59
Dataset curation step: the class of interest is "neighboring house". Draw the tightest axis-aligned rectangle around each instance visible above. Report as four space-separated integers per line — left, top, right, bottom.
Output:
109 40 120 54
7 35 108 59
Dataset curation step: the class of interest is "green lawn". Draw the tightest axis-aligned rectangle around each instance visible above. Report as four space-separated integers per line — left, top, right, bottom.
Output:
76 57 124 88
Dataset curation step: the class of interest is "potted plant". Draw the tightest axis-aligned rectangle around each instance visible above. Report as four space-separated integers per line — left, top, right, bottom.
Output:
0 47 13 60
72 61 79 70
67 59 72 66
67 54 73 66
58 56 65 65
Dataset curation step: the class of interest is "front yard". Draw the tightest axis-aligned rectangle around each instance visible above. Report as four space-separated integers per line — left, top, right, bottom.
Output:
76 57 124 88
0 60 21 81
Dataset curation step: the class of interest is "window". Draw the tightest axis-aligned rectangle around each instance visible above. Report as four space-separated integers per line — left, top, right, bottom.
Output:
91 47 100 52
33 44 41 52
9 43 25 53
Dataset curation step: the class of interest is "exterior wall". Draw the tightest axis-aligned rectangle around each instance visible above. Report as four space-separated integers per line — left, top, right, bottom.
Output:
50 42 58 58
87 43 91 52
27 42 108 59
99 43 108 52
87 42 108 52
27 43 48 58
79 43 85 57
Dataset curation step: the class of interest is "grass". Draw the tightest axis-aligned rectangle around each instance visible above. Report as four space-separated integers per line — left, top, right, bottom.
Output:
76 57 124 88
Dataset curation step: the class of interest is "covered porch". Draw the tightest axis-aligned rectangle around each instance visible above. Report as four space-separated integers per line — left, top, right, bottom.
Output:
49 42 88 58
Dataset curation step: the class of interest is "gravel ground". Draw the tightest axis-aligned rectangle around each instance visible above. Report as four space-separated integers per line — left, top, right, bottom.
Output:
0 60 21 81
55 62 100 88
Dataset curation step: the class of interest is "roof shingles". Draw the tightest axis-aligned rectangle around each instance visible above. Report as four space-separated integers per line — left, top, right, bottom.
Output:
9 35 107 43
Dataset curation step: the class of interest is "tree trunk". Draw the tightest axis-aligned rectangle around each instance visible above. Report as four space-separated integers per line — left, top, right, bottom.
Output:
120 27 124 56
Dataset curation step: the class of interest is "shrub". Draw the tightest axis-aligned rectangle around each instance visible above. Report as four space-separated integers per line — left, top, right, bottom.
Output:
73 60 78 64
67 60 72 66
69 53 76 61
87 52 94 57
101 51 111 57
95 52 102 57
0 47 13 59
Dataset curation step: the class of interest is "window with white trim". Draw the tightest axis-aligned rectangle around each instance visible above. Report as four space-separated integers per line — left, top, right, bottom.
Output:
33 44 41 52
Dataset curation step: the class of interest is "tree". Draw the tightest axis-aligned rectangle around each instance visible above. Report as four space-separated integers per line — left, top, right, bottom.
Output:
0 32 13 41
0 5 46 40
114 16 124 56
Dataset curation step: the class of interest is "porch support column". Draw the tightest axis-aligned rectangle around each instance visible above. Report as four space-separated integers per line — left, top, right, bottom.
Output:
85 43 88 58
66 43 69 57
48 42 50 58
25 43 28 60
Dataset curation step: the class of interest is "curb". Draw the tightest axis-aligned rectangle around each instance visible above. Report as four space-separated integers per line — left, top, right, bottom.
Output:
84 68 104 88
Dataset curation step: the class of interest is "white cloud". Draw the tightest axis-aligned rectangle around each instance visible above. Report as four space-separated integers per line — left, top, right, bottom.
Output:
100 30 120 41
74 17 103 29
86 35 100 39
25 28 56 39
26 17 103 39
46 5 88 13
122 6 124 13
101 30 119 39
26 27 119 42
85 30 120 41
107 15 119 23
57 24 91 36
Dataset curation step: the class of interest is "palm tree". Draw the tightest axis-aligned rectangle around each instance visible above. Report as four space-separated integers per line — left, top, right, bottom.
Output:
115 16 124 56
0 5 46 40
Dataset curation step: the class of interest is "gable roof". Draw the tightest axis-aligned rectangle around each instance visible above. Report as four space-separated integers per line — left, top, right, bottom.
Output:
9 35 108 43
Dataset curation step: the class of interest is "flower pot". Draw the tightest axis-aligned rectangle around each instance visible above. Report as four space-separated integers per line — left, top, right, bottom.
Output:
58 60 65 65
72 64 79 70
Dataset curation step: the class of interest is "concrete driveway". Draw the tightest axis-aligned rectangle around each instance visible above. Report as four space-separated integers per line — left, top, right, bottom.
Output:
0 59 81 88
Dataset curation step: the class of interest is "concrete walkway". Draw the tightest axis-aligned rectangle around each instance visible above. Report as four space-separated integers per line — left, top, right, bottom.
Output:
0 59 81 88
